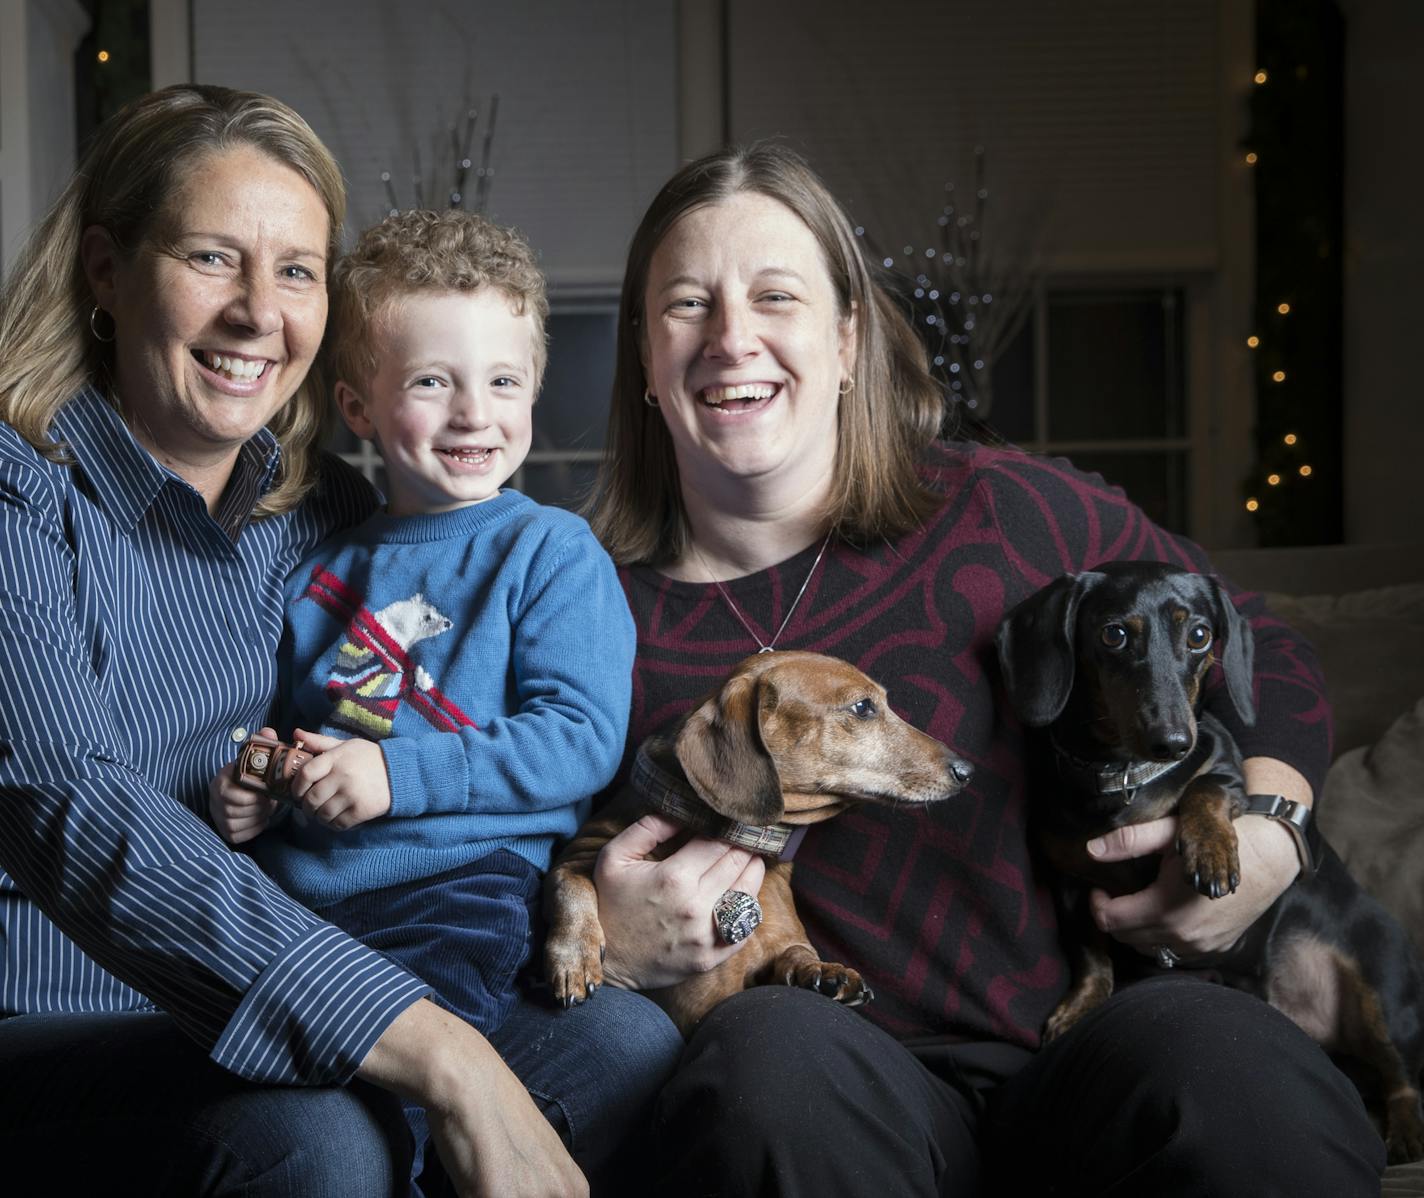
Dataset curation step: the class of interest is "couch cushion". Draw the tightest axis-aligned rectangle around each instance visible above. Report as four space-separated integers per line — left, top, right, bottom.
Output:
1262 583 1424 756
1318 696 1424 956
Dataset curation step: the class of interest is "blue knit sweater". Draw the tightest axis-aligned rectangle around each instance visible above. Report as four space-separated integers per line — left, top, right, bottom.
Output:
251 490 634 906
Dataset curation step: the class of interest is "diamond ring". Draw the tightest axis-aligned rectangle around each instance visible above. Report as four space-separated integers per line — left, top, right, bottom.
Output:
713 889 763 945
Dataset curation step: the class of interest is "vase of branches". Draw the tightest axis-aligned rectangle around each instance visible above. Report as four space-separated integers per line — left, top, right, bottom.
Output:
858 145 1044 427
379 94 500 217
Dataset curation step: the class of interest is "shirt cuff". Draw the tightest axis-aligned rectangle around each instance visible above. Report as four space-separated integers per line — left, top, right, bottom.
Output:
211 920 429 1084
382 733 468 818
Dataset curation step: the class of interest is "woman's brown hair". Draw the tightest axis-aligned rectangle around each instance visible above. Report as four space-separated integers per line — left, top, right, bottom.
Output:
587 142 945 566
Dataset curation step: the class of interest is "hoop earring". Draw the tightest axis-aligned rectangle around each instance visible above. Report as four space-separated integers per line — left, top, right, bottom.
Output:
89 306 116 343
643 389 660 408
837 377 855 396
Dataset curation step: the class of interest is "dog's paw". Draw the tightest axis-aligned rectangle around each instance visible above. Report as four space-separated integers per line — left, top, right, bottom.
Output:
784 959 874 1007
543 937 604 1010
1386 1092 1424 1164
1043 1005 1081 1043
1177 833 1241 899
1042 978 1111 1042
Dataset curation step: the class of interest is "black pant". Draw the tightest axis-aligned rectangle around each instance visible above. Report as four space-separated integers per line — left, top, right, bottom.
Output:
647 977 1385 1197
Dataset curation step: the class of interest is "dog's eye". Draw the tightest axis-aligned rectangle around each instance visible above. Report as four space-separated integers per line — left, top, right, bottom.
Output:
1100 624 1128 650
1187 623 1213 652
850 698 878 719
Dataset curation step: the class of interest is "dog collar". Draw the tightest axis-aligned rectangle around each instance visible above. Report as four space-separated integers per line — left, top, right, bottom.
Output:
631 744 808 861
1050 738 1181 804
1242 793 1318 877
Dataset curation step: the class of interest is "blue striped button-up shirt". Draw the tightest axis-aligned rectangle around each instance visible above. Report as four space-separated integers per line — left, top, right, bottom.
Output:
0 387 429 1084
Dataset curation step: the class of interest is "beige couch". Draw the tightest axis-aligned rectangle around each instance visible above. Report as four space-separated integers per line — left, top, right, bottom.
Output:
1210 542 1424 1193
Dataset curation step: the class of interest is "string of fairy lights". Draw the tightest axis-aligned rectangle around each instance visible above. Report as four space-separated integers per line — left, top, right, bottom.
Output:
1243 288 1314 510
1242 66 1314 520
85 0 151 128
1241 0 1343 546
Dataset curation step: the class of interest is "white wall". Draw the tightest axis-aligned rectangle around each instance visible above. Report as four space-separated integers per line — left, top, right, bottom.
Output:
724 0 1228 273
0 0 89 276
192 0 679 294
1341 0 1423 546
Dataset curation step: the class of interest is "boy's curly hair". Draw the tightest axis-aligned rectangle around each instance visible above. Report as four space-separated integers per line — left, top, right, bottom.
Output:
328 208 549 390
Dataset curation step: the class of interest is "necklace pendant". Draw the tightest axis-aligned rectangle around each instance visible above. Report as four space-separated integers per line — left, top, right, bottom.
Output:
694 530 834 663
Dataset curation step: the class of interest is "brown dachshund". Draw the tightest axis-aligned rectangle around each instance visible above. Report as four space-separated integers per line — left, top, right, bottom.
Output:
542 651 974 1037
996 562 1424 1162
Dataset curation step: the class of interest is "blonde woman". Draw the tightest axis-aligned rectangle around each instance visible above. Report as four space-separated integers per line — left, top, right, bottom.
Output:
0 85 676 1197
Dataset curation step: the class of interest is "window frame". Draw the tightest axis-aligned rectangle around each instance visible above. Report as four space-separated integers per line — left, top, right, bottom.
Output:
997 273 1213 540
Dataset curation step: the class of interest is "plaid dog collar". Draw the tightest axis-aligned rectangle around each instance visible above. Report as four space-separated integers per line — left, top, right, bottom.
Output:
631 743 807 861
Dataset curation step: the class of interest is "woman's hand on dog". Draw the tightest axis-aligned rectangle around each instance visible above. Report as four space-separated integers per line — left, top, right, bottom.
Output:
593 813 767 990
1086 758 1310 960
1086 814 1300 958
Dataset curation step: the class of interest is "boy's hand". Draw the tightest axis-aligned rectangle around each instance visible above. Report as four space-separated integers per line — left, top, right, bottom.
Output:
289 728 392 830
209 725 280 845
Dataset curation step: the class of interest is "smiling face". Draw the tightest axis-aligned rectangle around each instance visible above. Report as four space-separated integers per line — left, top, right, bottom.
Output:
83 144 330 476
337 288 537 516
640 192 855 511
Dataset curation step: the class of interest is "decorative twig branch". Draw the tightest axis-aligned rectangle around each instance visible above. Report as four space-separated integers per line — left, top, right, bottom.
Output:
379 93 500 217
858 146 1045 421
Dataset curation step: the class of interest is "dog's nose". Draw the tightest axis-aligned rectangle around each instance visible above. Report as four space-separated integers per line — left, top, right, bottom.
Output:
949 758 974 785
1150 731 1192 761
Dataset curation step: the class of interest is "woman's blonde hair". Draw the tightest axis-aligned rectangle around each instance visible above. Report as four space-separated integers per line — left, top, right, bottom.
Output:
587 141 945 566
0 83 346 517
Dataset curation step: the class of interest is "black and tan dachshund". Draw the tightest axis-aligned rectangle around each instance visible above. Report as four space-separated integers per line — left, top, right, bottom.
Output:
996 561 1424 1162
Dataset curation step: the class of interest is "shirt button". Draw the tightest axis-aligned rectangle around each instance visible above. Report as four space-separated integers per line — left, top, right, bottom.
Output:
231 726 249 743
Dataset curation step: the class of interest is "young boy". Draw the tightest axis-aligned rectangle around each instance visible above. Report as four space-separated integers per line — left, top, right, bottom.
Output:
210 209 634 1057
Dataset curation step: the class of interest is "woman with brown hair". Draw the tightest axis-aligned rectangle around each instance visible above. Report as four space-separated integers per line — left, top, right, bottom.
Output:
585 142 1383 1195
0 84 678 1197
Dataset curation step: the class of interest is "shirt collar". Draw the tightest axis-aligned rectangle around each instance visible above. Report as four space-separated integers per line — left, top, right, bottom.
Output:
215 430 282 540
55 386 282 537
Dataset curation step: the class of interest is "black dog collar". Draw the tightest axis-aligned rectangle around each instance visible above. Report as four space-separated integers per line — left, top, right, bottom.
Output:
1242 793 1317 877
630 745 807 861
1050 738 1181 805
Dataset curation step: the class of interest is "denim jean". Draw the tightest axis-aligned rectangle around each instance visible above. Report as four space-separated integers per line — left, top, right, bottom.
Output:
0 986 681 1196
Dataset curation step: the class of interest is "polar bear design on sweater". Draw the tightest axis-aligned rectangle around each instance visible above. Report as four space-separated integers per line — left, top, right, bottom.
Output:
326 592 455 738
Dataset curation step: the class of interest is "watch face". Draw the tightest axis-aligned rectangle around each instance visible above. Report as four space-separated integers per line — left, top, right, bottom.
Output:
236 734 296 796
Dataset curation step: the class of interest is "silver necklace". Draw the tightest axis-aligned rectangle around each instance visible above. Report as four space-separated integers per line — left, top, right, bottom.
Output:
693 531 833 653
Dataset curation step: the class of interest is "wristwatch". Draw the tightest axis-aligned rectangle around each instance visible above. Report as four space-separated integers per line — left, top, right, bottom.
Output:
1242 793 1317 877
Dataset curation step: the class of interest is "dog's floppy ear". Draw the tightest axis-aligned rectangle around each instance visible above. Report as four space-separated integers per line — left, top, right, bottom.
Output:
675 671 784 825
1207 576 1256 726
994 573 1100 727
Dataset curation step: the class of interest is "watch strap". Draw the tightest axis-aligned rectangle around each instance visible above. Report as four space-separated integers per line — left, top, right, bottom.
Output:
1242 793 1317 877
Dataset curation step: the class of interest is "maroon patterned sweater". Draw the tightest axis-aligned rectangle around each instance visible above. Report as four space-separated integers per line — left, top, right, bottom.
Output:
616 442 1331 1048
